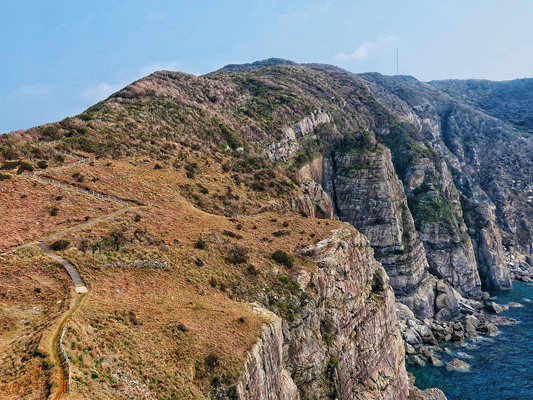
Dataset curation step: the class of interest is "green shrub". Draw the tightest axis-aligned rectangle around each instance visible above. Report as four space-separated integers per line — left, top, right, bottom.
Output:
272 250 293 268
37 160 48 169
247 265 258 275
185 161 199 178
50 207 60 216
195 237 207 249
0 173 10 181
50 240 70 251
1 161 20 170
222 230 243 239
17 162 34 174
204 354 219 371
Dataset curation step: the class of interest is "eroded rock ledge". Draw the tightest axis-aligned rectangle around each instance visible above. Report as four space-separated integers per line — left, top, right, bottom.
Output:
229 227 446 399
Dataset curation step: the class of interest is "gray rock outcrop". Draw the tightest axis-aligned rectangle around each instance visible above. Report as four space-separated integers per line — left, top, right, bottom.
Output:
232 306 299 400
322 147 434 318
287 227 410 399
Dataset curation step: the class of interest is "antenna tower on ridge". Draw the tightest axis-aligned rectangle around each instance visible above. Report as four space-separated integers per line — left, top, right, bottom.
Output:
396 49 399 75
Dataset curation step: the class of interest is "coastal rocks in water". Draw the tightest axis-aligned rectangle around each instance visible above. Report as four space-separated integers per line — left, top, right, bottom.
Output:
405 343 416 354
433 281 463 322
408 355 426 367
446 358 470 372
431 324 454 342
395 304 439 347
484 301 504 313
408 388 448 400
451 322 465 342
477 322 499 336
428 356 444 367
407 373 448 400
508 259 533 282
404 329 423 346
463 315 479 338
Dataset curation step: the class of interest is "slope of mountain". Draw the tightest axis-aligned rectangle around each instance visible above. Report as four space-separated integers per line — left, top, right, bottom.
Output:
1 59 531 400
430 78 533 134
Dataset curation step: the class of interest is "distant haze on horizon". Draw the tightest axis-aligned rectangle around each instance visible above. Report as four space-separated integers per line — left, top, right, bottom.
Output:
1 0 532 133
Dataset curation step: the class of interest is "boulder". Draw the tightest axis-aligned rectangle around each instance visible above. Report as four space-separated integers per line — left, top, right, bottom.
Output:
409 355 426 366
428 356 443 367
434 308 452 322
447 358 470 371
404 328 423 345
405 343 416 354
484 301 504 313
396 302 416 320
477 322 499 336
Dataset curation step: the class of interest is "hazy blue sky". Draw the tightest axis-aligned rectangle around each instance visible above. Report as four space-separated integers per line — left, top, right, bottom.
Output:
1 0 532 133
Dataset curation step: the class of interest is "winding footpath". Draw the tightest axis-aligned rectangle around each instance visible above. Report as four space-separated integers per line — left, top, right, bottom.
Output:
1 144 137 399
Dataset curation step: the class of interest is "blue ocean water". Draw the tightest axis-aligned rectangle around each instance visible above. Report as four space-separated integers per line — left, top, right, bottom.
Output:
408 281 533 400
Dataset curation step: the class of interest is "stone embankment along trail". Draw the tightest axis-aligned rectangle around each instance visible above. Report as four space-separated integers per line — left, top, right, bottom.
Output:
59 324 71 394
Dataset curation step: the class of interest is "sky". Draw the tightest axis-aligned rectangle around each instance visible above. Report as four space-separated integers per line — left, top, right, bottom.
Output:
1 0 533 133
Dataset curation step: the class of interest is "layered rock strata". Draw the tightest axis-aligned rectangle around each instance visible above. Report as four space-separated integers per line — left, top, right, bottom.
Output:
249 227 410 399
322 148 435 318
231 307 299 400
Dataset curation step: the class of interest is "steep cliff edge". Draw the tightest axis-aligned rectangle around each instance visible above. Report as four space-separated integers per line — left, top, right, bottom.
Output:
220 226 415 400
292 227 409 399
225 226 447 400
358 72 527 291
5 59 531 399
230 307 299 400
320 147 435 318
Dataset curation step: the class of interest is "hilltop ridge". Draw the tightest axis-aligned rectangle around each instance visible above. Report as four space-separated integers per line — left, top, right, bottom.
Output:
1 60 532 400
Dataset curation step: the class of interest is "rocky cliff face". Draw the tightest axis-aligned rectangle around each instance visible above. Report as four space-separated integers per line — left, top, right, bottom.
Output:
230 227 412 400
358 72 529 292
265 110 331 162
320 147 435 318
231 307 299 400
287 227 409 400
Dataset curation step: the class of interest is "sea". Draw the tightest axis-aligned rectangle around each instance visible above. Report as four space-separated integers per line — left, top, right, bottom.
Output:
408 281 533 400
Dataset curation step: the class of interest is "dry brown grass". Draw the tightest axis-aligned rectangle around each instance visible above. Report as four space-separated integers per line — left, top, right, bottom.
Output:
1 150 344 399
0 173 121 252
52 265 265 399
0 247 71 399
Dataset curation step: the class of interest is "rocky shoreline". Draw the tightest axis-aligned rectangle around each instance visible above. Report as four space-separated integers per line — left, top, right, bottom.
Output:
397 280 522 374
